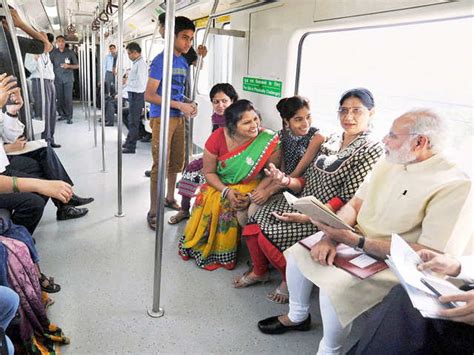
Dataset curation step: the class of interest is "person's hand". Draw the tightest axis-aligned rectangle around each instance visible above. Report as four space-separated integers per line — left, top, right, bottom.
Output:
5 137 27 152
60 63 71 69
227 189 250 211
197 45 208 58
6 87 23 114
38 32 53 53
313 221 353 244
271 211 310 223
310 237 337 266
0 74 18 108
264 163 289 186
250 188 272 205
36 180 73 203
179 102 198 118
438 290 474 325
417 249 461 277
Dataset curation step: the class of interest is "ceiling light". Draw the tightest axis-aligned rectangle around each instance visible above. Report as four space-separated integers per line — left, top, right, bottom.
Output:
52 23 60 30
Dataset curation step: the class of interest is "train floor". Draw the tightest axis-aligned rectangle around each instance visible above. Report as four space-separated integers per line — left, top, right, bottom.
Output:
34 103 366 354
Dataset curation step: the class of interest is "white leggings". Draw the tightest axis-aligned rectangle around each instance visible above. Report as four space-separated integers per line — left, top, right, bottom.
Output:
286 254 353 355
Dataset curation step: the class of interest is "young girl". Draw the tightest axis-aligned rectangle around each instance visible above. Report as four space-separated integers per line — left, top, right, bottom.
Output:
245 96 324 217
237 96 325 304
168 83 239 224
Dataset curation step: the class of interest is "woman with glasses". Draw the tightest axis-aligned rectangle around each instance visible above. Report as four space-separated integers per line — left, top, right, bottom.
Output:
233 88 384 304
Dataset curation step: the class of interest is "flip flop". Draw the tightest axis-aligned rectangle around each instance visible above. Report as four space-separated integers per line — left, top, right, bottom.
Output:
168 210 190 224
40 273 61 293
266 286 289 304
164 199 181 211
147 212 156 230
232 271 271 288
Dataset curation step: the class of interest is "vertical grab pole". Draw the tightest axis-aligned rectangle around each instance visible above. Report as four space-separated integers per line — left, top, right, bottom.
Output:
115 0 125 217
1 0 33 140
100 23 106 172
187 0 219 161
86 28 92 130
147 0 176 319
92 31 98 147
81 44 86 114
79 44 84 111
143 17 161 124
38 56 47 141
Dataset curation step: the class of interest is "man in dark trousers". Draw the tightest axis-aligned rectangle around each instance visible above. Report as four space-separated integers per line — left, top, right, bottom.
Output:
50 35 78 124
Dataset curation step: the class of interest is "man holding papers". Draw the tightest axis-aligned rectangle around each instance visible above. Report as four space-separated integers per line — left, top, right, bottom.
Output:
257 109 472 355
349 249 473 354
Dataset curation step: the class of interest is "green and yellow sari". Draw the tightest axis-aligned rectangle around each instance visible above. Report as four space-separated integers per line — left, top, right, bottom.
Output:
178 129 279 270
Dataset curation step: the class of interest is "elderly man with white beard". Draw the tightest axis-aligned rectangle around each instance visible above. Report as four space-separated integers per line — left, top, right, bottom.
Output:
257 108 473 355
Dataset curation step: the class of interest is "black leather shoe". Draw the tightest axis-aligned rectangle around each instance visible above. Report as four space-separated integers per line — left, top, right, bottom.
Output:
122 148 135 154
140 134 152 143
122 142 128 148
56 206 88 220
67 120 73 124
69 194 94 207
50 143 61 148
258 314 311 335
144 170 151 177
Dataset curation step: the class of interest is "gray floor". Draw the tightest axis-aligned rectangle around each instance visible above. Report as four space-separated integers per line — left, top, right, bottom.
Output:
34 104 365 354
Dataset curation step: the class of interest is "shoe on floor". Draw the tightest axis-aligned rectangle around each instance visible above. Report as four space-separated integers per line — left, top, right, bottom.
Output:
144 170 151 177
69 194 94 207
140 134 152 143
57 205 88 220
67 120 73 124
105 123 114 127
50 142 61 148
258 314 311 335
122 148 135 154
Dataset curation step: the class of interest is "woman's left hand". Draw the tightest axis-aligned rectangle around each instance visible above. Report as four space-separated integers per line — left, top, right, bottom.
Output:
250 188 271 205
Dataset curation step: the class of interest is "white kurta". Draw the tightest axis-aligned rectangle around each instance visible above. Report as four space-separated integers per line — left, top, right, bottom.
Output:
285 154 473 326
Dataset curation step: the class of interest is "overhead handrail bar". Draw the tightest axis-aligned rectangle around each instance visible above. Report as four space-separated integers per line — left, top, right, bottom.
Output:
187 0 219 162
1 0 33 140
147 0 176 319
209 0 277 19
115 0 124 217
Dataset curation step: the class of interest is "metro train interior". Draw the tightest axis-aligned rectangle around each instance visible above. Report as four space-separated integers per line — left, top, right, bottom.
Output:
0 0 472 354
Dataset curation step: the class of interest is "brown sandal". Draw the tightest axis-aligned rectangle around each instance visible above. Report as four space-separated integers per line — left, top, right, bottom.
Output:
164 199 181 211
168 210 190 224
232 271 271 288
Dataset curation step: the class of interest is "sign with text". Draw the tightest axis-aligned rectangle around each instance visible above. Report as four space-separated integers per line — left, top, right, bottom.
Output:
243 77 282 98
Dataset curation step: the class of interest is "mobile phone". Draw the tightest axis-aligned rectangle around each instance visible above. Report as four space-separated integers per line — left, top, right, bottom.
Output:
5 76 18 105
420 278 457 309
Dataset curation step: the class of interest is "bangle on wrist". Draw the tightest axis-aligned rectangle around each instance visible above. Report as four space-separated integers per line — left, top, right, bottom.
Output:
283 176 291 186
12 176 20 193
221 186 230 199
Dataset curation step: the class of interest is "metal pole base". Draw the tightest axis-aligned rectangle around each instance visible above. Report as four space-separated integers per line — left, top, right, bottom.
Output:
115 212 126 218
147 307 164 318
101 169 107 173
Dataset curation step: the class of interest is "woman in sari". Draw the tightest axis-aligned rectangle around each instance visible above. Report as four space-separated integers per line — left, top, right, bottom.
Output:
234 88 384 303
178 100 280 271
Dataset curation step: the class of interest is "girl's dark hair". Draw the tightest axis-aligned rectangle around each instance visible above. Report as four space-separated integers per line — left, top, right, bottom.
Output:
276 96 310 126
339 88 375 109
224 99 260 136
209 83 239 102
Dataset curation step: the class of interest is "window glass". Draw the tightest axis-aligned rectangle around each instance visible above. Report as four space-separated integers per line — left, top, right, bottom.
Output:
297 17 473 173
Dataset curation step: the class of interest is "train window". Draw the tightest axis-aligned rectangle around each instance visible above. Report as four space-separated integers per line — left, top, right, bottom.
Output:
144 37 165 64
296 17 473 171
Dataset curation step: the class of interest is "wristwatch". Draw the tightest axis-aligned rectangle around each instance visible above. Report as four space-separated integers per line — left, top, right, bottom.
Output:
354 235 366 252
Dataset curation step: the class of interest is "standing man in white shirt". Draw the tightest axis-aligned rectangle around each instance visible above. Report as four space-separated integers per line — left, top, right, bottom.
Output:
25 33 60 148
104 44 117 96
122 42 148 154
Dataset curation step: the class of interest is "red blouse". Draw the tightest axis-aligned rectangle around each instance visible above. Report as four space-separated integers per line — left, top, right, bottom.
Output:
204 127 229 157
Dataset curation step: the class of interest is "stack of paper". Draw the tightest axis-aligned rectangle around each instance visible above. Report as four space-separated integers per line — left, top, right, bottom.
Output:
387 234 465 319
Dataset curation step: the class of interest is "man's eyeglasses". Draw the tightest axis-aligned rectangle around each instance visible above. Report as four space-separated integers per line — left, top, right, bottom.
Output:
386 131 420 139
337 107 366 117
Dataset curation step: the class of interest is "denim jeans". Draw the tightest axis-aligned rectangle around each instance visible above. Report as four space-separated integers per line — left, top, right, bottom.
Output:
0 286 19 354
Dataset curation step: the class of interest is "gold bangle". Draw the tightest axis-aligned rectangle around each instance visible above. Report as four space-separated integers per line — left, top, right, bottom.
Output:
12 176 20 193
